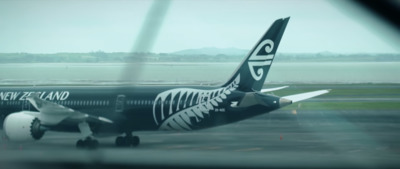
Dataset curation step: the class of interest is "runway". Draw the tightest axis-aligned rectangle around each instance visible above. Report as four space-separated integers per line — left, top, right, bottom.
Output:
0 84 399 169
1 108 399 169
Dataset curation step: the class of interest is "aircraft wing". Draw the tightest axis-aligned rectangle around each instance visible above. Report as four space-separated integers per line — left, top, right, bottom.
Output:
282 90 330 103
26 93 113 126
261 86 289 93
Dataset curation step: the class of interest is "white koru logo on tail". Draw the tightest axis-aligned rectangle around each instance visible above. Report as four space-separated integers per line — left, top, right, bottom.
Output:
248 39 274 81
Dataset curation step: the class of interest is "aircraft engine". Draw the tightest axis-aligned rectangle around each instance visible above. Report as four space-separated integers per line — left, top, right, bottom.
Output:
3 112 45 141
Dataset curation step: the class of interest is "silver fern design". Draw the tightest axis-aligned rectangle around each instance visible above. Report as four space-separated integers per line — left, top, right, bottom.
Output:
152 75 240 131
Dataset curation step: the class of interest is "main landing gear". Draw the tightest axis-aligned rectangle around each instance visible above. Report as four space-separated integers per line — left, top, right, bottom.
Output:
74 121 140 148
76 137 99 149
115 133 140 147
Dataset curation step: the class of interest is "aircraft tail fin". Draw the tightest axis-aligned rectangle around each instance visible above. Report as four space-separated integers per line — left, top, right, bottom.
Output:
222 17 289 92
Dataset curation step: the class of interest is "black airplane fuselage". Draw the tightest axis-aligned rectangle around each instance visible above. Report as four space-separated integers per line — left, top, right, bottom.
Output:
1 18 297 148
0 85 280 135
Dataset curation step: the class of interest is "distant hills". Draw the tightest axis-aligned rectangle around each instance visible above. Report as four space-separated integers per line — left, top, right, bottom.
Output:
0 48 399 63
173 47 248 56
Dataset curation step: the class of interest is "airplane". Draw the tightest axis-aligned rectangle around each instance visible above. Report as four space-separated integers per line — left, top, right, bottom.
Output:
0 17 329 149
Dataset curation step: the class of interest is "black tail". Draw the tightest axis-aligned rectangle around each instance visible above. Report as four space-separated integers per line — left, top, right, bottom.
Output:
222 17 289 92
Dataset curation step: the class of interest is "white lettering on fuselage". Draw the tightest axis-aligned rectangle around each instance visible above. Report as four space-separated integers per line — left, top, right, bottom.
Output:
0 91 70 101
0 92 20 101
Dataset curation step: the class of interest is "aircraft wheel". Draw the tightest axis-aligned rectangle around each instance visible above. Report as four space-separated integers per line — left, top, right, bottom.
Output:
88 139 99 149
76 139 84 148
132 136 140 147
126 136 134 146
115 136 126 147
115 135 140 147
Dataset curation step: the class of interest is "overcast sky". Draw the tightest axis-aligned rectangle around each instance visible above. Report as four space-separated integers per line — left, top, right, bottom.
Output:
0 0 399 54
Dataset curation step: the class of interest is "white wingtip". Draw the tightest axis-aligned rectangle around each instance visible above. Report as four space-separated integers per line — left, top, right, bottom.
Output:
261 86 289 93
98 117 113 124
282 89 330 103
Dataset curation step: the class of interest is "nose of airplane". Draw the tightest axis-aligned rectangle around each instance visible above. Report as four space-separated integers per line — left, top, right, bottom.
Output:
279 98 292 108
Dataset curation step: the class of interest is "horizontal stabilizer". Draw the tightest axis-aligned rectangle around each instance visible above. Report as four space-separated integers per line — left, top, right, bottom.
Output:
282 90 330 103
261 86 289 93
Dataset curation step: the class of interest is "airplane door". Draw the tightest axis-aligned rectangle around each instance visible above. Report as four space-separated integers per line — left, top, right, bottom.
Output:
115 94 126 113
22 100 30 111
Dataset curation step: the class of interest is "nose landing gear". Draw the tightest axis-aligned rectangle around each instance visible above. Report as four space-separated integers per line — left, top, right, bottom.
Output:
75 122 99 149
76 137 99 149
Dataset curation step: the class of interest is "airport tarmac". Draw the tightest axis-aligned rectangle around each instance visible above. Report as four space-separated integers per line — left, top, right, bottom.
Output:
0 84 399 169
1 109 400 169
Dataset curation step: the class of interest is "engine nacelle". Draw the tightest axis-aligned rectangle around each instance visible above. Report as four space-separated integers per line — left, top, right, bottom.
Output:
3 111 45 141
